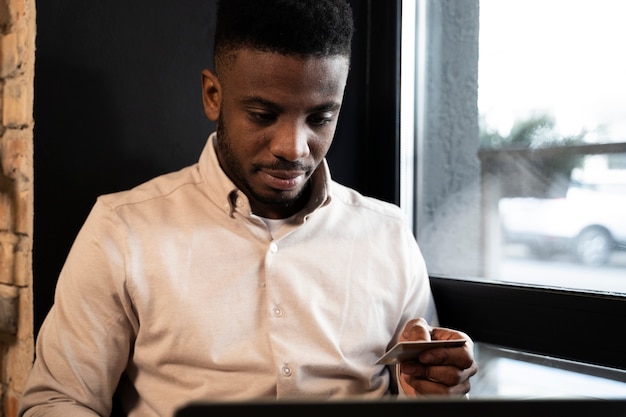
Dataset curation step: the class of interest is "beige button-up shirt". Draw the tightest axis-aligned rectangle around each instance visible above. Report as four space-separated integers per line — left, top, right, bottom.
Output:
20 133 437 417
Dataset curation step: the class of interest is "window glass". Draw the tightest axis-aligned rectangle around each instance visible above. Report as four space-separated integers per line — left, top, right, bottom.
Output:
478 0 626 293
402 0 626 295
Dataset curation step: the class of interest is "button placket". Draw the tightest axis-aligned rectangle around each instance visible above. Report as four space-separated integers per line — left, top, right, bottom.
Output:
280 364 292 377
269 242 278 253
271 305 283 317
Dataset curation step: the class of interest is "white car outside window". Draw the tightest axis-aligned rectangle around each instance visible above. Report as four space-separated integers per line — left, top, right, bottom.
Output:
499 168 626 266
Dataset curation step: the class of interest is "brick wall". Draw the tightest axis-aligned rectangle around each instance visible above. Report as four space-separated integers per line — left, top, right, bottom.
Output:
0 0 35 416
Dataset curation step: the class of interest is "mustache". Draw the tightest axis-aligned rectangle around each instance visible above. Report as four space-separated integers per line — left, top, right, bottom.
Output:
253 160 312 172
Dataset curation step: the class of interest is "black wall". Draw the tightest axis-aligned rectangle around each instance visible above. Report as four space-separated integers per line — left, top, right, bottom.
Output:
33 0 398 331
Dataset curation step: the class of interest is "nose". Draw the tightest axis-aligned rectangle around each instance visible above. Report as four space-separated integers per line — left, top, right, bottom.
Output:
269 121 310 161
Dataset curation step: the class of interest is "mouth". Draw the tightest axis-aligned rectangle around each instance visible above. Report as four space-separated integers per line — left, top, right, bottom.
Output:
259 169 307 191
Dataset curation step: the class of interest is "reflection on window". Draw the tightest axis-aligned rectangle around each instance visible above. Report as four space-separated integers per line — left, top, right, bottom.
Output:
478 0 626 293
489 150 626 292
473 343 626 398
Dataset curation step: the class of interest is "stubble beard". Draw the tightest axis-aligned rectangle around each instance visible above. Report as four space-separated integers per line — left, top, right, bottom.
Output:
215 115 311 211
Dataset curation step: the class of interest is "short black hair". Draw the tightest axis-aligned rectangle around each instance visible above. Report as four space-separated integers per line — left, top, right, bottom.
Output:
214 0 353 69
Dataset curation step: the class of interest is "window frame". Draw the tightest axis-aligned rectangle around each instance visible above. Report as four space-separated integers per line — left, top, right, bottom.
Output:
430 275 626 370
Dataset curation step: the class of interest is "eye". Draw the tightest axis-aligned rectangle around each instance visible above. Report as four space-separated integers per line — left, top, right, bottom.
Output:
307 112 335 127
248 111 277 124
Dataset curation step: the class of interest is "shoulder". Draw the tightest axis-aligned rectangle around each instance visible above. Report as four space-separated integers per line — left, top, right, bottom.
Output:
97 164 202 211
328 180 406 222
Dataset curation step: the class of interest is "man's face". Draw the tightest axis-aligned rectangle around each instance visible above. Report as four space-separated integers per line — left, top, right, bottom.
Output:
202 48 350 219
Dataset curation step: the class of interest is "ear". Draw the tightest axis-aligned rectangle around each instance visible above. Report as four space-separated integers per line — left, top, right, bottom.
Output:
201 69 222 122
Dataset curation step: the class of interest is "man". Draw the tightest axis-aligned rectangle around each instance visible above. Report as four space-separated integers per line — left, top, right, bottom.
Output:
20 1 477 416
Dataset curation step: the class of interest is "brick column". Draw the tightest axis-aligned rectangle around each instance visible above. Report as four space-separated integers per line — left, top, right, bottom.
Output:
0 0 35 416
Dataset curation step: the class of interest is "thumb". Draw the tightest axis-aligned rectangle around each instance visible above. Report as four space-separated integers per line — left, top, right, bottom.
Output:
400 318 432 342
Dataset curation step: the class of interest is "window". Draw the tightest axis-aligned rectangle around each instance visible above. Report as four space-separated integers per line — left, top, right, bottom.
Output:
400 0 626 397
479 0 626 293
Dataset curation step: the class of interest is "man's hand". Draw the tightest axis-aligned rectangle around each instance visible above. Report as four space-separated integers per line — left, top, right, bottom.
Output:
397 318 478 396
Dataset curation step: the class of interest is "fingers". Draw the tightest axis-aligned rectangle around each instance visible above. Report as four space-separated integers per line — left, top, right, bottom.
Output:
397 318 478 396
399 319 475 376
431 327 471 343
401 318 471 344
418 335 475 370
399 357 477 396
400 359 477 386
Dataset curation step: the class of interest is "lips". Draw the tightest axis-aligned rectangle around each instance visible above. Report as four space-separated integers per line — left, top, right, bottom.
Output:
259 169 306 191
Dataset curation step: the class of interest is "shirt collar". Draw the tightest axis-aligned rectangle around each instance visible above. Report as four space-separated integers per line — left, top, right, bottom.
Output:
198 132 332 219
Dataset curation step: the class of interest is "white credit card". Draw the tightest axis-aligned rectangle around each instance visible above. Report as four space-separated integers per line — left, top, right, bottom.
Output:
375 339 467 365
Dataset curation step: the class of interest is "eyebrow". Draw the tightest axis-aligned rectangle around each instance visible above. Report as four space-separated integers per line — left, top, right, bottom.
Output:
240 96 341 113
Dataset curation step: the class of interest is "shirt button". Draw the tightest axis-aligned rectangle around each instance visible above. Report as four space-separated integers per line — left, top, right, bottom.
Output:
281 365 292 377
269 242 278 253
272 306 283 317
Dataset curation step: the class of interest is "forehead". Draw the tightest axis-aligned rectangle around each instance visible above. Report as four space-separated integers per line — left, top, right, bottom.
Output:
218 48 350 102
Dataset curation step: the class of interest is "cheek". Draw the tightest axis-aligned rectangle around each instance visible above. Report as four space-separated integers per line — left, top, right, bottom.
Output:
313 137 332 157
222 113 266 152
310 128 336 159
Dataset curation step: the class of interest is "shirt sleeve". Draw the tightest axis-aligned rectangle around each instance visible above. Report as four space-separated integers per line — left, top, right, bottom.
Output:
392 223 439 398
19 201 136 417
398 224 439 332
